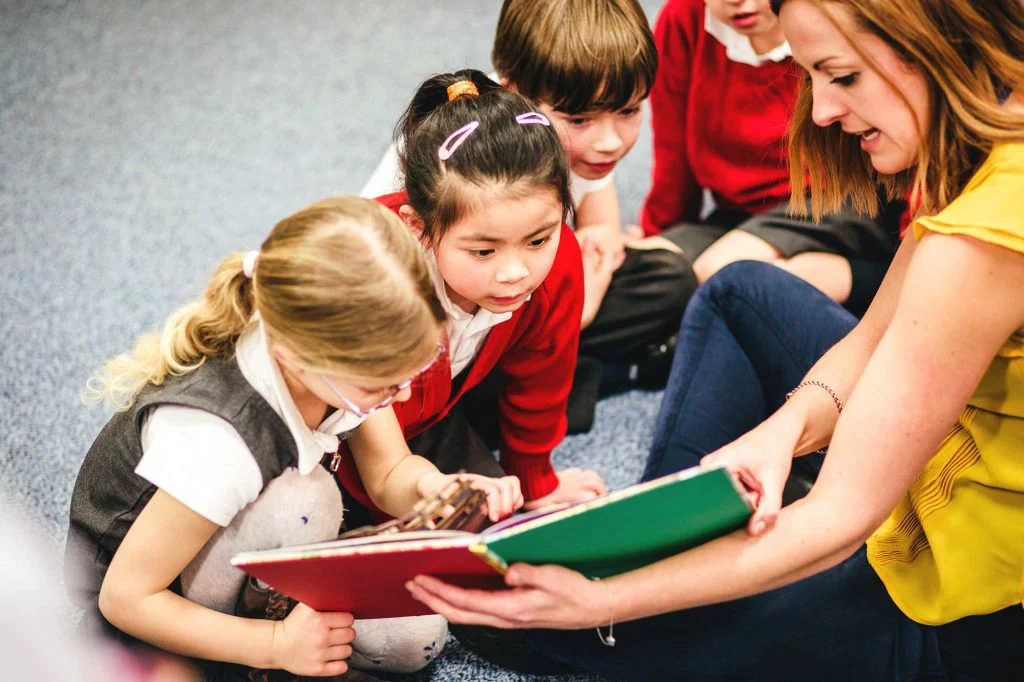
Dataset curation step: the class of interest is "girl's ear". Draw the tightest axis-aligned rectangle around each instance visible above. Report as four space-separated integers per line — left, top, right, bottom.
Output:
399 204 428 244
499 76 513 90
270 344 302 375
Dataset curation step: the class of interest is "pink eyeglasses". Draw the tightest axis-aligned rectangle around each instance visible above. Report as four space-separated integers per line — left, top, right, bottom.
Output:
319 343 445 419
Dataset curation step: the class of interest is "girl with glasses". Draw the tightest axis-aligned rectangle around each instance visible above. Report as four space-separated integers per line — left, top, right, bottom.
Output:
65 196 521 679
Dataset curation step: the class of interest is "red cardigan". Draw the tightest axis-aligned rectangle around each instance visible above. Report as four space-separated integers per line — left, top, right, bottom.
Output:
335 190 584 517
641 0 803 235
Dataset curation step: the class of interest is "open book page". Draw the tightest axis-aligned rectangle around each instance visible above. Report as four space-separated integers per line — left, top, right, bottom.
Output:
481 465 753 579
230 529 472 565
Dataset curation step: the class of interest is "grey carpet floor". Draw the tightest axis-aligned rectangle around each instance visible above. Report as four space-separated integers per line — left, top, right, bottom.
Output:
1 1 666 680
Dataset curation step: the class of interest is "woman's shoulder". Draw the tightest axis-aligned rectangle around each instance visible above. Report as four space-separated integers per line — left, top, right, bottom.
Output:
914 142 1024 251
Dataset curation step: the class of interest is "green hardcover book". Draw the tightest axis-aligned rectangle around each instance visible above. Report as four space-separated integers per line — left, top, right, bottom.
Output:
477 465 753 578
232 465 753 619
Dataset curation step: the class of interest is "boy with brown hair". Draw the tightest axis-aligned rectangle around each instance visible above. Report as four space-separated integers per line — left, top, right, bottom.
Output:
363 0 695 411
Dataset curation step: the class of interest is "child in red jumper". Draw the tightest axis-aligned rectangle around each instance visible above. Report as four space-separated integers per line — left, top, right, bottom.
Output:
641 0 902 315
337 70 607 522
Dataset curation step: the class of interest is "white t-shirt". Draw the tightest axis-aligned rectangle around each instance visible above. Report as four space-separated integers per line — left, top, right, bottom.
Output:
422 249 514 378
135 321 366 526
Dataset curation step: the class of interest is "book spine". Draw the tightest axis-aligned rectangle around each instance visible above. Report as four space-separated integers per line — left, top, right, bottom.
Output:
469 543 508 575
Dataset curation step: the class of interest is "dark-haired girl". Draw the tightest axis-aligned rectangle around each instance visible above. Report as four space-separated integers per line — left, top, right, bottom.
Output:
335 70 607 524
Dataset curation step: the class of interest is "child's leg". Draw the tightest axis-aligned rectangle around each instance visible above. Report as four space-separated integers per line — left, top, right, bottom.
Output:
348 615 447 674
691 229 785 283
579 245 697 362
692 203 898 308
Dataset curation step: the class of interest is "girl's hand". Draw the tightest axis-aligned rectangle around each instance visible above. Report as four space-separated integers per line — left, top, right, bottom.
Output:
417 472 524 522
523 468 607 510
700 418 802 536
407 563 610 630
271 603 355 676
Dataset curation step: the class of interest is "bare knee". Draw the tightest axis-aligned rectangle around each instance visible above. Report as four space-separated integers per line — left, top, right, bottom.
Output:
775 252 852 304
693 230 781 283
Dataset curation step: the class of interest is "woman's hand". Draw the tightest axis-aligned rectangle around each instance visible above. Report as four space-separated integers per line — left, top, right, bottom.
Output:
407 563 610 630
416 472 524 522
700 416 803 536
523 467 608 510
271 603 355 676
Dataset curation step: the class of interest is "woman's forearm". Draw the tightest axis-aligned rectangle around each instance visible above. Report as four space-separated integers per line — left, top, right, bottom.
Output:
100 587 277 667
780 235 917 454
782 320 881 454
604 493 867 623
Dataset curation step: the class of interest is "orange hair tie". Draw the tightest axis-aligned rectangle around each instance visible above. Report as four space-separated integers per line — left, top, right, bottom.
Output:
446 80 479 102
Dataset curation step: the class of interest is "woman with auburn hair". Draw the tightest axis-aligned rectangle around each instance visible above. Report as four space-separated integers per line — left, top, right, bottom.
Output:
404 1 1024 680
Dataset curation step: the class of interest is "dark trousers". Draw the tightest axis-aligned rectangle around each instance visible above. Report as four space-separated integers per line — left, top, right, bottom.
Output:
580 244 697 362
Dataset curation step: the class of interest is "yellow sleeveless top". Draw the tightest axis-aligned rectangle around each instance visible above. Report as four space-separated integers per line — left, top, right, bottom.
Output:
867 142 1024 625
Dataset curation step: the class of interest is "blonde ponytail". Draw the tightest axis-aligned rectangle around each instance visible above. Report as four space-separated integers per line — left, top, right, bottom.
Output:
84 253 256 410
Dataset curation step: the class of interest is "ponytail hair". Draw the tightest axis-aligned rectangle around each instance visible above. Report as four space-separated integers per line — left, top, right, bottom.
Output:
396 69 574 243
86 196 446 410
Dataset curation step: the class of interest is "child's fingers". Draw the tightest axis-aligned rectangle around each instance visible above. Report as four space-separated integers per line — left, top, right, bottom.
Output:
325 644 353 661
505 476 524 511
498 479 515 518
579 470 608 495
323 611 355 629
328 627 356 646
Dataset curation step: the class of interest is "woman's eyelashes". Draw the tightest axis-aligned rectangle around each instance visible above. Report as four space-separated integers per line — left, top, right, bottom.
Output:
830 72 859 87
528 235 552 248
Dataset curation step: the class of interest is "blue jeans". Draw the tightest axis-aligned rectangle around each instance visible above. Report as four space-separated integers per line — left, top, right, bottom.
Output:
644 261 858 482
522 262 945 681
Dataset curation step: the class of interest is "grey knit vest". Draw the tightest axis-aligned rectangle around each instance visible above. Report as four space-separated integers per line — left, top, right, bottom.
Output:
64 357 298 615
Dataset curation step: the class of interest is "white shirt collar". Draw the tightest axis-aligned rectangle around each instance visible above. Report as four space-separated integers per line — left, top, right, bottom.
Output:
704 6 792 67
422 248 515 337
235 319 366 476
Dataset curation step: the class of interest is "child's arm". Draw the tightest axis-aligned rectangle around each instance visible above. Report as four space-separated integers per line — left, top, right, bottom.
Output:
574 182 626 329
496 225 607 504
575 181 624 252
641 0 703 235
347 406 523 521
98 489 354 675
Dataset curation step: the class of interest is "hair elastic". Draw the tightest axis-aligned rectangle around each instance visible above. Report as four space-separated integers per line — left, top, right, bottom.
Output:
515 112 551 127
242 250 259 278
438 120 480 161
447 80 479 101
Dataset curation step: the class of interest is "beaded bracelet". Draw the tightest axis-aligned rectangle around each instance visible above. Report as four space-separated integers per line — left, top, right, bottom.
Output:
786 379 844 414
786 380 843 456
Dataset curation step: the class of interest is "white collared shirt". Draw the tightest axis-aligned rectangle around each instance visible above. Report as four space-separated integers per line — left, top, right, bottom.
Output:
704 6 792 67
135 320 366 526
423 249 514 378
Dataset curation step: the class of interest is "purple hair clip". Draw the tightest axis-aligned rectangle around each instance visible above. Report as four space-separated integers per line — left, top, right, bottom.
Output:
515 112 551 126
438 120 480 161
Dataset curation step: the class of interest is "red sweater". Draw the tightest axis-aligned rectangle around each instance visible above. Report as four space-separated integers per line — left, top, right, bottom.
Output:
641 0 803 235
335 191 584 517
